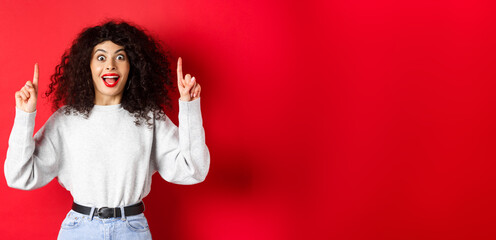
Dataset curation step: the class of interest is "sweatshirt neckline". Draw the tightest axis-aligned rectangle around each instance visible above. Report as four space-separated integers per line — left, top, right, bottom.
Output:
92 104 123 112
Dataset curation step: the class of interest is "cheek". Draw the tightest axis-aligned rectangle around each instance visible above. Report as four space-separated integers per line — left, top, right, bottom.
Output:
90 64 102 78
121 62 131 78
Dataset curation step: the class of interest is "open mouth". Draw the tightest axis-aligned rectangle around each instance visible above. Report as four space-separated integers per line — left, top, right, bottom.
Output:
102 74 120 87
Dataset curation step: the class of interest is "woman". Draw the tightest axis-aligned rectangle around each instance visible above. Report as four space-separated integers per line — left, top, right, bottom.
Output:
4 20 210 239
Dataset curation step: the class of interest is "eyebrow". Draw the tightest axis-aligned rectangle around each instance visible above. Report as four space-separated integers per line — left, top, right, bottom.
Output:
94 48 126 54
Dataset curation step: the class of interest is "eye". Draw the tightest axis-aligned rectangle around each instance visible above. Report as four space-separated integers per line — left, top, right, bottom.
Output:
97 55 106 61
116 54 125 60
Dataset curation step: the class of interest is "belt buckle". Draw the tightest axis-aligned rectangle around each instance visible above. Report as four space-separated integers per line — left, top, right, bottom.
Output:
96 207 116 219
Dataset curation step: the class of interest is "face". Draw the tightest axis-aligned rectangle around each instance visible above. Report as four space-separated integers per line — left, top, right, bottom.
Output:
90 40 130 105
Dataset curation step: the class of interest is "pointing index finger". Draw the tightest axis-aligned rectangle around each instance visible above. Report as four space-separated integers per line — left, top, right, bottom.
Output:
177 57 183 82
33 63 39 89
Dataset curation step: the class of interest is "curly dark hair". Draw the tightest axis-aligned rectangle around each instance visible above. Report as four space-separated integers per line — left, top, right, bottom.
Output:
46 20 174 126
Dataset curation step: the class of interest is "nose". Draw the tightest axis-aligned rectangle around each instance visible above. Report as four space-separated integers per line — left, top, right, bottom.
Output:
105 60 116 70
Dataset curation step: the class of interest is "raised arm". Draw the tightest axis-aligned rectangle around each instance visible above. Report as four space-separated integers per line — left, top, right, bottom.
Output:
5 63 59 190
151 58 209 184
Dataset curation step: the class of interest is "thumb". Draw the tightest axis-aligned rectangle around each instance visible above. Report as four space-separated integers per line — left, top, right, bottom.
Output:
186 76 196 89
15 91 22 108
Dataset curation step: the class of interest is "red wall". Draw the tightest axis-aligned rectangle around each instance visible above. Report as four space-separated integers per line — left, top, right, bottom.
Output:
1 0 495 239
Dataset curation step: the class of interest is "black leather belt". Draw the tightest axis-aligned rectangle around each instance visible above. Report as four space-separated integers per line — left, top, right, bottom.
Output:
72 201 145 219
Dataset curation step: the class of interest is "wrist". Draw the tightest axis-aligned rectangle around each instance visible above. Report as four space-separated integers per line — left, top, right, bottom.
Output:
179 96 191 102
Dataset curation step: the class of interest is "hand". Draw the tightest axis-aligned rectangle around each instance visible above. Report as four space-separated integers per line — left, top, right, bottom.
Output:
15 63 39 113
177 57 201 102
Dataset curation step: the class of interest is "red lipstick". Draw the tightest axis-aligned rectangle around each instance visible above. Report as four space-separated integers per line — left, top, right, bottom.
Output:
102 73 120 87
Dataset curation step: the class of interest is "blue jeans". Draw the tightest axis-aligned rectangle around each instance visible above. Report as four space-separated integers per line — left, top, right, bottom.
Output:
57 209 152 240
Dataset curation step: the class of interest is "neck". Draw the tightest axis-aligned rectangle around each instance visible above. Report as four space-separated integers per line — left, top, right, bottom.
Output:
94 94 123 106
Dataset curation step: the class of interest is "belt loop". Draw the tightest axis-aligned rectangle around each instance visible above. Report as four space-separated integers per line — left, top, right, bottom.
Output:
89 207 96 221
120 206 126 221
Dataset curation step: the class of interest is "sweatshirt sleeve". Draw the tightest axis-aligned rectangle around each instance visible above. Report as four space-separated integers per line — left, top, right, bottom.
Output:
151 98 210 185
4 108 59 190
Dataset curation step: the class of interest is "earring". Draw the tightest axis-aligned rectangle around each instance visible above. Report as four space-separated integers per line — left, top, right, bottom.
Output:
126 80 131 91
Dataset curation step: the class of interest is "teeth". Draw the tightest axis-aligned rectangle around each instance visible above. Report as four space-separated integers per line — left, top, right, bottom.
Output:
103 76 119 78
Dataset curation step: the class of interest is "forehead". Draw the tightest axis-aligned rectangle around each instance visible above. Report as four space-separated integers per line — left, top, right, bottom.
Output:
92 40 125 54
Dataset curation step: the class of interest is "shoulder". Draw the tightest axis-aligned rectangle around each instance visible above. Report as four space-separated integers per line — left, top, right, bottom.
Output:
147 109 176 130
44 105 82 129
140 108 170 123
47 105 70 122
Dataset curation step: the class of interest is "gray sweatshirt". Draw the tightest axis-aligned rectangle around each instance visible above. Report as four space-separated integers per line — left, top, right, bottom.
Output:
4 98 209 208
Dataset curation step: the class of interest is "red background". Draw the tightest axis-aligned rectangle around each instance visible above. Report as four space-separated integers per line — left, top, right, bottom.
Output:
1 0 495 239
